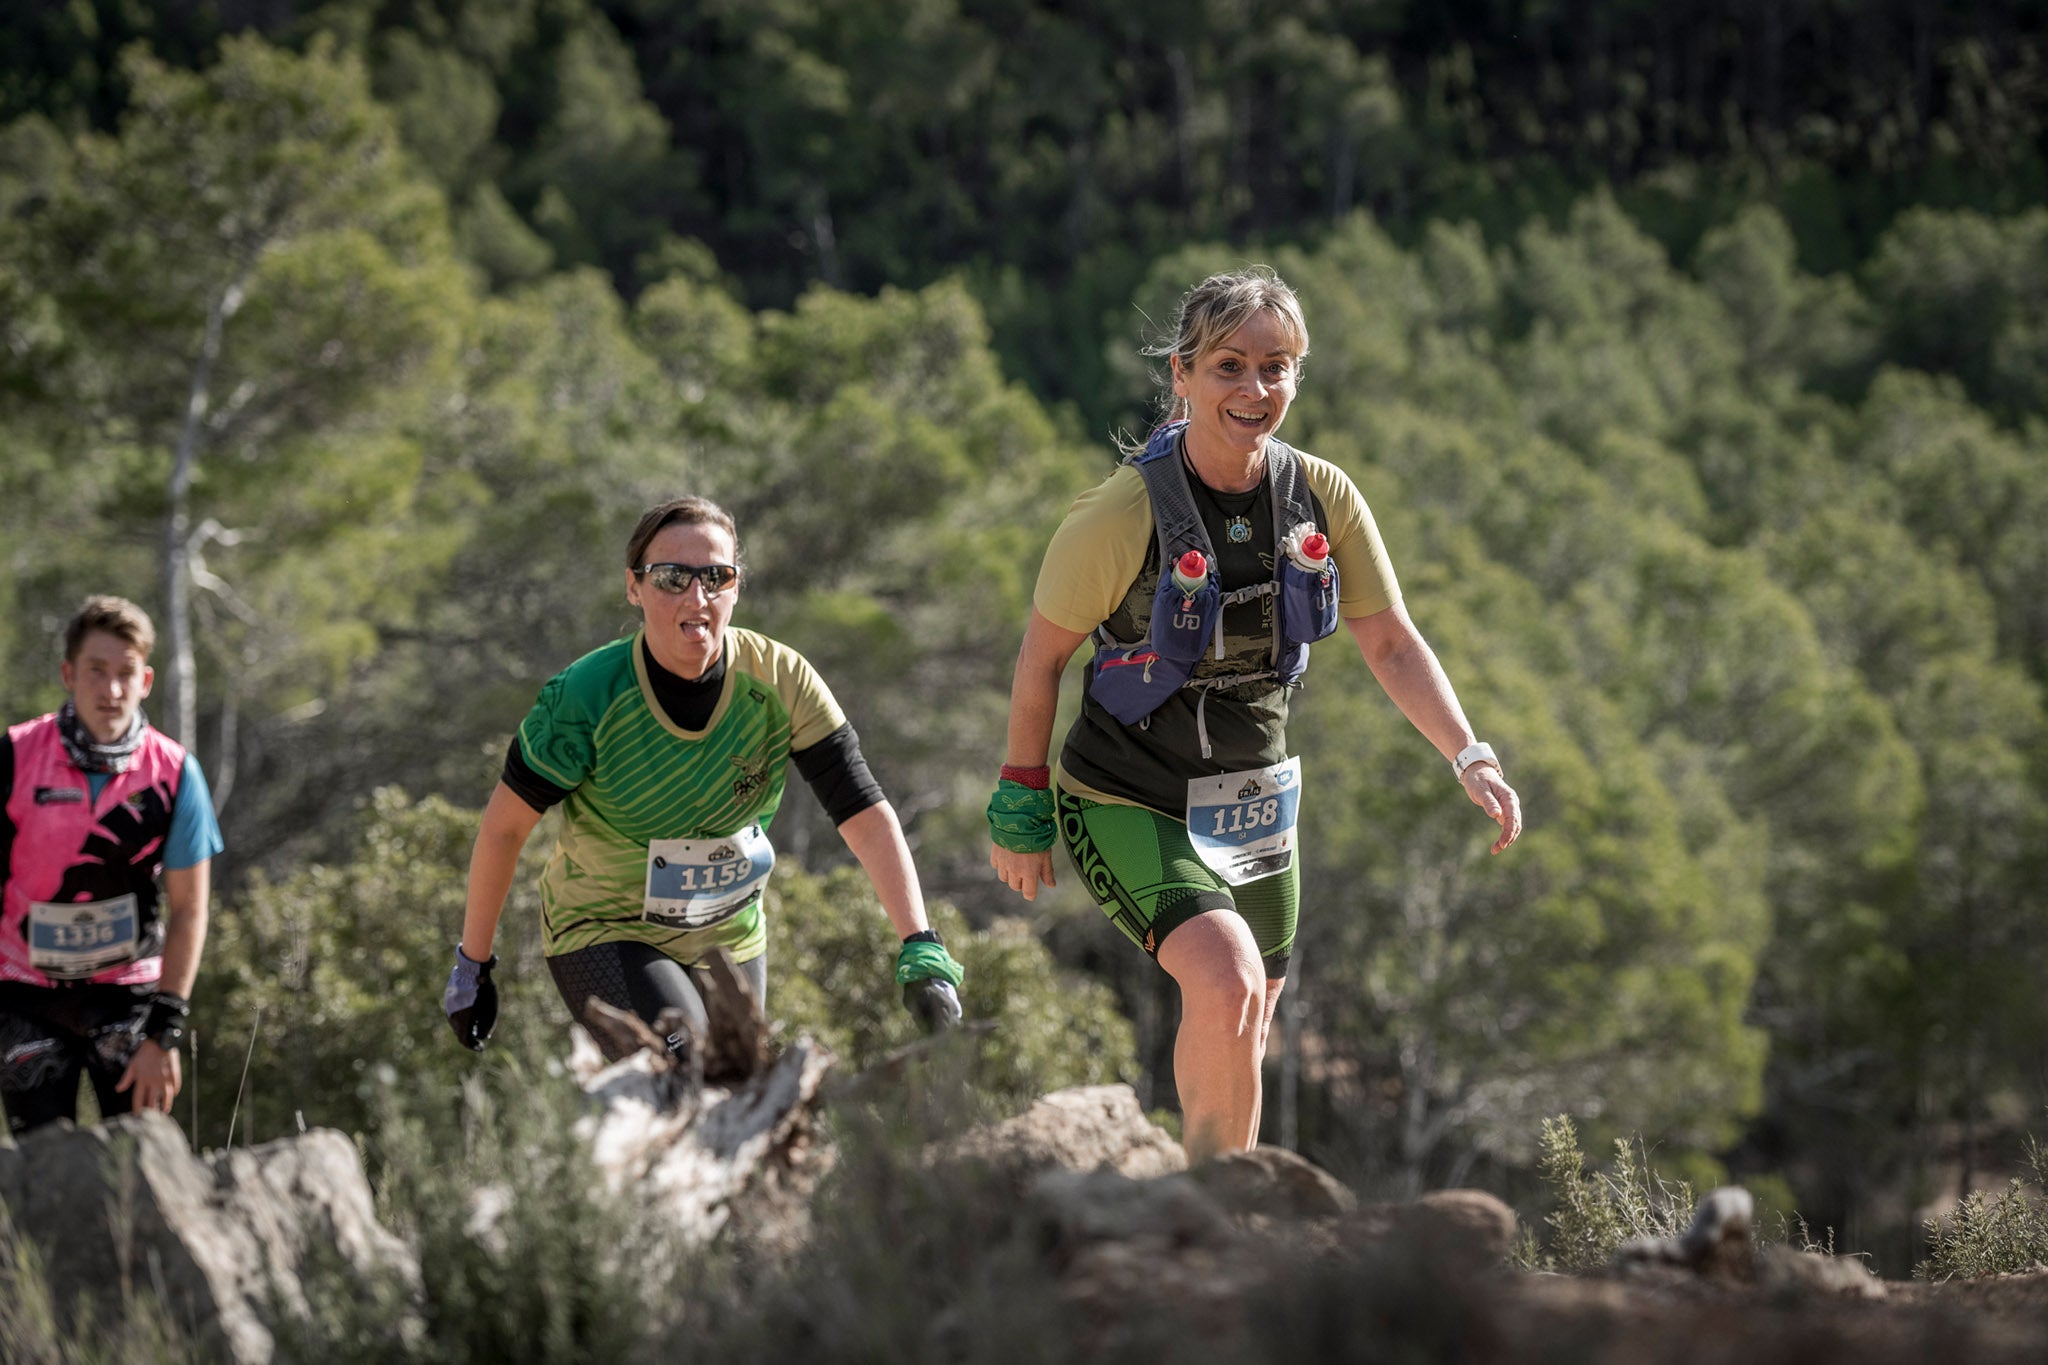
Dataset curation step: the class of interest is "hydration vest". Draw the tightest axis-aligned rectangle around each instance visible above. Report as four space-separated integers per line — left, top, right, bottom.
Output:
1 713 187 987
1086 420 1341 754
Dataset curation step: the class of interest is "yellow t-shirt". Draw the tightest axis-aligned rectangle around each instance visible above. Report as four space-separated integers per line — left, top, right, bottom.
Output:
1034 445 1401 814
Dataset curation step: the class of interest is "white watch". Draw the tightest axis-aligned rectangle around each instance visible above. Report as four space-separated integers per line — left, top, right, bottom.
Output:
1451 742 1498 780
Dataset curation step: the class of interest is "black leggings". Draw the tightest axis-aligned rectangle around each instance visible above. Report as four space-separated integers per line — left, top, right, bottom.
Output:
0 983 151 1136
546 941 768 1062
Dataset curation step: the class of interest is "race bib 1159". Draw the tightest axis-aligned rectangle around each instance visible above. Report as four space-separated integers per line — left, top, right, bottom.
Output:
643 825 775 931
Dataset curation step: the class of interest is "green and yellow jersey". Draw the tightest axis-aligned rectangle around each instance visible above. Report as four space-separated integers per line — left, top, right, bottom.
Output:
516 628 845 959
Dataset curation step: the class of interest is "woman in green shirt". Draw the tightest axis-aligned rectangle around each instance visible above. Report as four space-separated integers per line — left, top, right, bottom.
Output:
444 496 963 1059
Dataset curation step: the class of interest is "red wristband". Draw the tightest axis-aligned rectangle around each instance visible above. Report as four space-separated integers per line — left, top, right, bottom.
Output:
999 764 1051 791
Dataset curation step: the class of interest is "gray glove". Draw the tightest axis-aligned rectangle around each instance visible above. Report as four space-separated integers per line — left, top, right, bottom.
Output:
444 945 498 1051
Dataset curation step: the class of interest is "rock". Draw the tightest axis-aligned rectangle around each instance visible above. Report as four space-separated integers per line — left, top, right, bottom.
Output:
1615 1186 1756 1283
1018 1165 1251 1349
1027 1165 1236 1258
0 1110 418 1365
1414 1189 1522 1269
1757 1244 1887 1300
937 1085 1186 1190
1345 1189 1521 1275
1190 1144 1357 1219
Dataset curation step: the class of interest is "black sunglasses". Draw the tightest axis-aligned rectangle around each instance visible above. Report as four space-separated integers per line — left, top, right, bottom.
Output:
634 562 739 595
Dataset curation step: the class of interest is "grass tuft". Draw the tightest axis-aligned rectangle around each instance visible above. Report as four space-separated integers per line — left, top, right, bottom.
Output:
1531 1114 1696 1271
1915 1134 2048 1282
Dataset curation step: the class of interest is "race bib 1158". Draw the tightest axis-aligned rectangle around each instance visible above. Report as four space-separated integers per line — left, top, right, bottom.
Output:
1186 757 1301 886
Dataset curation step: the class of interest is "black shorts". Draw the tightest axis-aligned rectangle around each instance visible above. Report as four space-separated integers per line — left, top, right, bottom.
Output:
0 982 154 1136
546 940 768 1063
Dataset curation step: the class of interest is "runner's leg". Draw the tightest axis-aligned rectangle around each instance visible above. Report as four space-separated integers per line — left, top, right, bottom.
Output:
548 940 710 1060
1248 977 1285 1146
1227 869 1297 1144
1058 788 1270 1160
1156 909 1267 1162
0 1005 86 1136
1058 788 1301 1159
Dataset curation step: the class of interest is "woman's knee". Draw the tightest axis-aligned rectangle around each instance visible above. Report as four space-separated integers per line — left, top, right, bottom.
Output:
1159 913 1266 1019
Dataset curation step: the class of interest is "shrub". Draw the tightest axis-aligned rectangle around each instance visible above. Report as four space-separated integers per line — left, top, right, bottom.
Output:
1528 1114 1696 1271
0 1167 198 1363
766 861 1140 1105
190 787 562 1152
1916 1137 2048 1281
194 790 1141 1155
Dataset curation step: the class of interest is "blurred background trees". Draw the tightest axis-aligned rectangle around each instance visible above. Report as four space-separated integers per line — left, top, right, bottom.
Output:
3 0 2045 1273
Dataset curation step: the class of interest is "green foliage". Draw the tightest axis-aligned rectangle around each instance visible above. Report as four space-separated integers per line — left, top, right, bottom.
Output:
0 1189 197 1363
683 1067 1072 1365
290 1065 707 1365
190 787 560 1150
0 30 473 785
1531 1115 1696 1273
767 861 1137 1105
1916 1139 2048 1282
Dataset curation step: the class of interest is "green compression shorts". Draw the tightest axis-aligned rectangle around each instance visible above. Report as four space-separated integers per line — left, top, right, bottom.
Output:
1056 785 1297 979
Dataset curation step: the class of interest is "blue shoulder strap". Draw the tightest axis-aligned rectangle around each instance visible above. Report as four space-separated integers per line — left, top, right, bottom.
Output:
1128 420 1213 574
1264 437 1315 538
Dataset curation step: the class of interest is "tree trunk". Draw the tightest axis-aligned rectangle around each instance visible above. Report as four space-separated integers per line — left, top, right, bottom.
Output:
210 680 238 814
163 283 241 750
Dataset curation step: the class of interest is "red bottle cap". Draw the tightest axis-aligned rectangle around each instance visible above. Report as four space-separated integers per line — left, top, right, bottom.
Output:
1301 533 1329 562
1176 550 1207 579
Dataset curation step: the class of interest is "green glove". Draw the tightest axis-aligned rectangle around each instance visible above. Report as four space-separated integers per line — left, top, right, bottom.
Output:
987 778 1056 853
895 938 965 988
897 934 965 1033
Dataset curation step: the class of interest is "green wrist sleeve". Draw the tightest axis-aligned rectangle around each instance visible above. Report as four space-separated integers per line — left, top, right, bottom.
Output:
986 778 1057 853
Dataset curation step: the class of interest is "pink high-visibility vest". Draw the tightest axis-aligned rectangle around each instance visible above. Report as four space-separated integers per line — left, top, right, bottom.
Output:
1 713 188 987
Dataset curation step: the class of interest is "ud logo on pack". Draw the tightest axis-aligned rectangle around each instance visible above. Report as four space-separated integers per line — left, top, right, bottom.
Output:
33 787 83 806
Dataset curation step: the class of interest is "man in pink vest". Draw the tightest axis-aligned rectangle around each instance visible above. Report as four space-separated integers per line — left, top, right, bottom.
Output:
0 596 221 1135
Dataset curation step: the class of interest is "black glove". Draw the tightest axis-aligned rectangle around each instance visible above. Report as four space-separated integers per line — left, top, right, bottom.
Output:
903 978 963 1033
896 930 965 1034
139 992 191 1051
444 945 498 1051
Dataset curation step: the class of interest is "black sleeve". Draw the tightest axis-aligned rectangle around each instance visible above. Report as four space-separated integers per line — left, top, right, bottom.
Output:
792 723 887 826
502 735 573 813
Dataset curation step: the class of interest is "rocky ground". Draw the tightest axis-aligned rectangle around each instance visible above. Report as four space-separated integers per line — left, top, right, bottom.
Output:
917 1086 2048 1365
7 991 2045 1364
